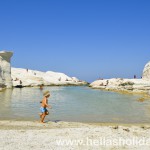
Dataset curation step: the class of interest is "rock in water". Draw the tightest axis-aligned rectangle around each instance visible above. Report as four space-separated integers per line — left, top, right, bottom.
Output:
0 51 13 90
143 61 150 80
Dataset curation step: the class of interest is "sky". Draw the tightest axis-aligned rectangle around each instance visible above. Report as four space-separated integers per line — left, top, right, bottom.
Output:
0 0 150 82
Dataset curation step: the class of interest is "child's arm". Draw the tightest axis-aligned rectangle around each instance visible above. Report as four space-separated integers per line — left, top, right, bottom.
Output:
44 98 52 109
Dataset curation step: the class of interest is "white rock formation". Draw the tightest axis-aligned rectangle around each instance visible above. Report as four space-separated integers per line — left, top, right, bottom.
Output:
0 51 13 90
11 68 87 87
90 61 150 94
142 61 150 80
90 78 150 93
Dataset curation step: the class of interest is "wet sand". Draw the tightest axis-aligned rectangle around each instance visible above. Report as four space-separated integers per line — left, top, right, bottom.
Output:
1 120 150 150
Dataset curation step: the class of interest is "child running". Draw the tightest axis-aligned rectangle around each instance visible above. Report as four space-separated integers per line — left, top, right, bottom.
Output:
39 90 52 123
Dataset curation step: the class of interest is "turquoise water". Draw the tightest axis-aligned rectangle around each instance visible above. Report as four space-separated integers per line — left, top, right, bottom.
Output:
0 86 150 123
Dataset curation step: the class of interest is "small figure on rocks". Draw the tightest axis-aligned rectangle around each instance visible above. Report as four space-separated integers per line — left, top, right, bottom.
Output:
20 80 22 85
134 75 136 79
40 85 43 90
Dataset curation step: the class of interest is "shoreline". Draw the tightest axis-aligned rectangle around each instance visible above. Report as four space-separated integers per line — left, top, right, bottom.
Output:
2 83 150 100
90 85 150 100
89 78 150 99
0 84 89 92
1 120 150 129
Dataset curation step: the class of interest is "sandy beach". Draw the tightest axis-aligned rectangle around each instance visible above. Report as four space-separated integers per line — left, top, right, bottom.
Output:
0 120 150 150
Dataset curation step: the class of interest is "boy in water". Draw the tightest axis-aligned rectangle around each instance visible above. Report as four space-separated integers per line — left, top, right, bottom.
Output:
40 91 52 123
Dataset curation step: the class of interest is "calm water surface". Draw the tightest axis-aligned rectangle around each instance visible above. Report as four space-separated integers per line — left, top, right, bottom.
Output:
0 86 150 123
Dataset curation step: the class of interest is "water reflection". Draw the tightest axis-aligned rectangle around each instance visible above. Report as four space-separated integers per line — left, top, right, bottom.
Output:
0 89 13 119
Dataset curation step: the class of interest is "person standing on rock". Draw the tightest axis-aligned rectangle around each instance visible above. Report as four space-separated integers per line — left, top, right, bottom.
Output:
134 75 136 79
20 80 22 85
39 91 52 123
40 85 43 90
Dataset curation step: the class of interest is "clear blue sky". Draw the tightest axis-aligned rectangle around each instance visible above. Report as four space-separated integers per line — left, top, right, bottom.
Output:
0 0 150 82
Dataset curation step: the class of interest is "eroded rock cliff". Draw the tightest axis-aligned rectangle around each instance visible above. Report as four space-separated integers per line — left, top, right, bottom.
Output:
0 51 13 90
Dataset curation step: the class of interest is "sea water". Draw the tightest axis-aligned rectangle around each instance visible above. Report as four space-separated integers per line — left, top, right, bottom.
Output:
0 86 150 123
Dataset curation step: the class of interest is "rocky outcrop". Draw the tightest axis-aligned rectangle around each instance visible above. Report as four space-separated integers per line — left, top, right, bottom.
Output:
142 61 150 80
90 61 150 94
11 68 87 87
0 51 13 91
90 78 150 93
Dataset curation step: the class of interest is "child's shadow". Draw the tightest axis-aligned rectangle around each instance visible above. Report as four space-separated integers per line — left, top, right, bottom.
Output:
45 120 62 123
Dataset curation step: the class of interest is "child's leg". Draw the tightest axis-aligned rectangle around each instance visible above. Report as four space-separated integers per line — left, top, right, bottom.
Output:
39 108 43 118
39 113 42 118
41 112 46 123
45 110 49 115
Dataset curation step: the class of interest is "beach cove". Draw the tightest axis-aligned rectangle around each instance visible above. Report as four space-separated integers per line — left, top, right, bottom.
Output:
1 51 150 149
1 0 150 148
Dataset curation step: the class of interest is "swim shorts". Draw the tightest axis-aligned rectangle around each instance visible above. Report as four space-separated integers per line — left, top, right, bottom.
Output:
40 107 48 113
